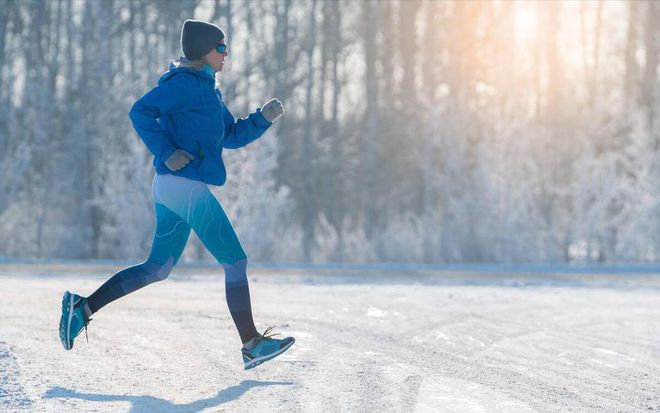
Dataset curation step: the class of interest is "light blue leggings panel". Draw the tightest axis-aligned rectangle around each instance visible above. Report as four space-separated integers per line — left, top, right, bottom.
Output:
86 174 257 342
151 173 247 265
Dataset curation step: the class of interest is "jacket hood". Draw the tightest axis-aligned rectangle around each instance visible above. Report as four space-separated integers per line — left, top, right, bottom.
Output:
158 58 214 85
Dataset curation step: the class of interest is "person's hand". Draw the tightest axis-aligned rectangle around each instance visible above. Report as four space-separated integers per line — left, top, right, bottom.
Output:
260 98 284 123
165 149 194 171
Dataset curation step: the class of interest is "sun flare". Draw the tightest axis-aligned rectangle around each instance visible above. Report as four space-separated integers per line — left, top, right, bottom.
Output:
514 6 538 40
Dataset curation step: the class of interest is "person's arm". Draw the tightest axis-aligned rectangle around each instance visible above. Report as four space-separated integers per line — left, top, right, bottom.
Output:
129 74 196 165
221 104 272 149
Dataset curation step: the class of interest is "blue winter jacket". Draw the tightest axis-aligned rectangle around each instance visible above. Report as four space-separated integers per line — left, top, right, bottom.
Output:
129 64 272 186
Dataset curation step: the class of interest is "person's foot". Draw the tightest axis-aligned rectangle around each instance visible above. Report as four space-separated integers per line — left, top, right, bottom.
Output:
58 291 91 350
242 326 295 370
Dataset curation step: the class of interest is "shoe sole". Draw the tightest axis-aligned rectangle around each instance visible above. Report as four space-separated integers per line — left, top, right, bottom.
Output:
244 338 295 370
58 292 74 350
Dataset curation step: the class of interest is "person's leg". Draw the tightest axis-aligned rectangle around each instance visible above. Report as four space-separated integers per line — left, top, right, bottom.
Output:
220 258 258 344
152 174 258 344
86 201 191 314
188 188 259 344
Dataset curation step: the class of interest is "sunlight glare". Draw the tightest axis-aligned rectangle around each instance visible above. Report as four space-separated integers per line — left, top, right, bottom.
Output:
514 5 538 40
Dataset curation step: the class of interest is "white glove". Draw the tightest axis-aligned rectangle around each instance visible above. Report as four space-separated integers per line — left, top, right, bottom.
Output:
260 98 285 123
165 149 194 171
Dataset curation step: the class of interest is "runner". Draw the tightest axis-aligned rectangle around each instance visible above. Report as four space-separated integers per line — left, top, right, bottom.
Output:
58 19 294 370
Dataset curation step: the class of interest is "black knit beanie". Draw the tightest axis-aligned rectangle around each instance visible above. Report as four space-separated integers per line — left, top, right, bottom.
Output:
180 19 225 60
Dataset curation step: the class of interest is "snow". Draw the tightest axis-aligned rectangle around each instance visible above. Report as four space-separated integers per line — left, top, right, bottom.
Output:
0 263 659 412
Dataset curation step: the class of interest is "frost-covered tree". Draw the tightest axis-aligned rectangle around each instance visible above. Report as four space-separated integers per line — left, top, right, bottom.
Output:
1 0 659 264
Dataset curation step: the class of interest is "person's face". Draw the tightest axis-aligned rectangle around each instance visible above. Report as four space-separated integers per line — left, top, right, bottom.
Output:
202 39 228 72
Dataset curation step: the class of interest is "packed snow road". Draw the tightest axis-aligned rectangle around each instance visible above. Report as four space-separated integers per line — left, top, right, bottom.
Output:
0 262 659 412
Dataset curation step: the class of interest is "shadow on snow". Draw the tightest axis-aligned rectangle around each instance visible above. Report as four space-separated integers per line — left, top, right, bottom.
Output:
44 379 293 412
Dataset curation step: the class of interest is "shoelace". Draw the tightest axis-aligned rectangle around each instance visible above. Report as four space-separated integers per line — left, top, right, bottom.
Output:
83 318 92 344
255 326 280 345
70 298 92 346
75 299 92 344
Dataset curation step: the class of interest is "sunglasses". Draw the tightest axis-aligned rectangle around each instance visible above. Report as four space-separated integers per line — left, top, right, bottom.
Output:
216 44 228 54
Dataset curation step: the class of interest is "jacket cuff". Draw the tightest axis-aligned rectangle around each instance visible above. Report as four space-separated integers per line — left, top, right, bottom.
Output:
253 108 273 129
159 145 177 167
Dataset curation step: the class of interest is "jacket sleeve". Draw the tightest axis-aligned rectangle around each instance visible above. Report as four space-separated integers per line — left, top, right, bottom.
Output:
221 104 272 149
129 74 196 165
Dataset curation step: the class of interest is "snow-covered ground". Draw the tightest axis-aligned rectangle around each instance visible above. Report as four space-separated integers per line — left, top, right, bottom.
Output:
1 262 659 412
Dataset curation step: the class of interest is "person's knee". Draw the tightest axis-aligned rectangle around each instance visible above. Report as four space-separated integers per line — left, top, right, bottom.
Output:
222 258 248 285
237 250 248 262
143 256 175 282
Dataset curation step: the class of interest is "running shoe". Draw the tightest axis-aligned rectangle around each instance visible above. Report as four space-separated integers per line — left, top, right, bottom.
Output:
58 291 91 350
242 326 295 370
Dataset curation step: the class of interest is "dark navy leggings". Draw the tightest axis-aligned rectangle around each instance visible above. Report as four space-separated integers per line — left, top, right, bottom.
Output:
86 173 258 343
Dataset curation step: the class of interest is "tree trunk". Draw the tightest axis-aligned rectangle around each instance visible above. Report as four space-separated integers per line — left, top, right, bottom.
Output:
302 0 317 262
624 1 638 115
362 0 378 241
643 0 657 132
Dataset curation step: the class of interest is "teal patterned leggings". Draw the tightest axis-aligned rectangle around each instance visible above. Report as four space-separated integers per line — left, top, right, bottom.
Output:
86 173 258 343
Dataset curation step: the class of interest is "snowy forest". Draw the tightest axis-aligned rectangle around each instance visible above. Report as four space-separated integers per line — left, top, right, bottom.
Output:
0 0 658 264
